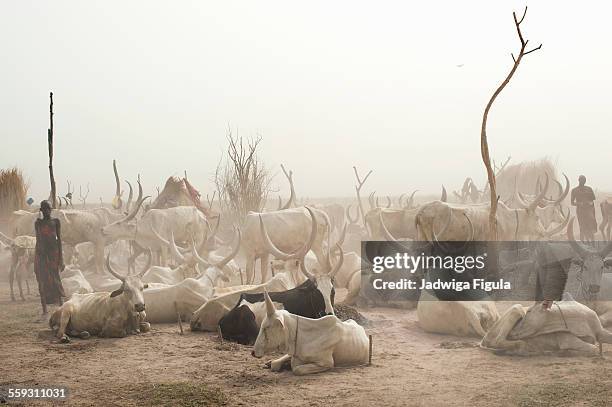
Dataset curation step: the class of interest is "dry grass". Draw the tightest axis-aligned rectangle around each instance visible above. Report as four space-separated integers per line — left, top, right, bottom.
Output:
0 168 28 219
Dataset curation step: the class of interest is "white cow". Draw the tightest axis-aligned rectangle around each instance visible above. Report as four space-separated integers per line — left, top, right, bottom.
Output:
102 184 209 266
61 266 94 297
481 295 612 355
241 206 331 284
251 291 369 375
49 253 150 342
417 289 500 337
416 175 570 241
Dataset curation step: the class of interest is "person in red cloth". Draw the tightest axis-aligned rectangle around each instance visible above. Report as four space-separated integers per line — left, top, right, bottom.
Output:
34 200 65 315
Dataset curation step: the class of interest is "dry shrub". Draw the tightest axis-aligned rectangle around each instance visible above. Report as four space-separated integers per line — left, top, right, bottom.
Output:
214 130 272 223
0 168 28 219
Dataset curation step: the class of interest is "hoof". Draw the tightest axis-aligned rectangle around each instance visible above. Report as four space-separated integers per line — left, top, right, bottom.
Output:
79 331 90 339
60 335 71 344
264 360 272 369
139 322 151 333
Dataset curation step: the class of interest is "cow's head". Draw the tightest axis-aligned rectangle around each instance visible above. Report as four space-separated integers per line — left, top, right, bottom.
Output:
514 174 571 240
101 180 149 241
252 290 287 358
219 299 259 345
153 224 239 284
568 218 612 299
106 250 151 312
260 206 344 316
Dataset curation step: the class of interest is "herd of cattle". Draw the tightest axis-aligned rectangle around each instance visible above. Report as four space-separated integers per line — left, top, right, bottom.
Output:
2 160 612 375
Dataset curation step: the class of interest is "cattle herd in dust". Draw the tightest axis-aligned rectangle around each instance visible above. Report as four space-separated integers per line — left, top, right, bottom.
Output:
2 157 612 376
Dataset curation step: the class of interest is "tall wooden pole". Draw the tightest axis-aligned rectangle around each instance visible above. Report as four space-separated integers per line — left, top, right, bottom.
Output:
48 92 57 209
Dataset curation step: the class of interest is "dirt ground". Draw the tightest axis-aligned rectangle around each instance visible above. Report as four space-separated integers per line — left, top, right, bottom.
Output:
1 281 611 407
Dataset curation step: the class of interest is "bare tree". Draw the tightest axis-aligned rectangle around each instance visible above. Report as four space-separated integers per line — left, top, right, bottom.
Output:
481 6 541 239
277 164 296 210
215 130 272 222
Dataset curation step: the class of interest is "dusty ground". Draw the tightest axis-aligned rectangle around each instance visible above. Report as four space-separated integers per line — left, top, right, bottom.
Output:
1 281 612 407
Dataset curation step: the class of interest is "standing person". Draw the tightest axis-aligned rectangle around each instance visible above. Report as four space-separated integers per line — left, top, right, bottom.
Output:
34 200 65 315
571 175 597 242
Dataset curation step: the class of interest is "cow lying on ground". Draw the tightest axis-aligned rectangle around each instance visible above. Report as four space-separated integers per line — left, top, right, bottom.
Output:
251 291 369 375
61 266 94 297
189 272 297 332
219 278 330 344
481 294 612 355
218 298 285 345
49 252 151 342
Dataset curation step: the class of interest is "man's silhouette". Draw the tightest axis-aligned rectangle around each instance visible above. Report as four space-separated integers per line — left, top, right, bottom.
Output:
571 175 597 242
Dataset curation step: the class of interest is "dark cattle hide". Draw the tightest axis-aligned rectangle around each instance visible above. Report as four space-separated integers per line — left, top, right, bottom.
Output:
218 278 330 345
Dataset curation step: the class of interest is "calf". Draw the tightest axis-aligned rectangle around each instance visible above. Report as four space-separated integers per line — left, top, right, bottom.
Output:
251 291 369 375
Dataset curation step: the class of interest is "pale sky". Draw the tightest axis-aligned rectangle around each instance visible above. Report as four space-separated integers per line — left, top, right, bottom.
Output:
1 1 610 202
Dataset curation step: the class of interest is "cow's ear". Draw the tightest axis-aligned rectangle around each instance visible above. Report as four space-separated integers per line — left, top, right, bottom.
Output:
143 284 149 289
110 286 124 297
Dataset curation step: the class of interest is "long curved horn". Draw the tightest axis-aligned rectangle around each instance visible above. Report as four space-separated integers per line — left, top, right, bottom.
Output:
278 164 296 210
105 253 125 282
433 205 453 241
514 176 530 209
384 196 392 208
259 206 317 260
346 204 359 225
433 213 473 254
112 160 123 210
125 180 134 213
528 174 549 212
207 215 220 247
398 193 406 208
329 244 345 278
191 238 211 268
299 257 316 280
440 186 447 202
567 217 597 258
406 190 418 209
542 173 570 207
122 181 147 222
368 191 376 210
264 289 276 316
136 250 152 277
212 228 241 270
544 207 571 237
379 211 397 241
169 231 186 263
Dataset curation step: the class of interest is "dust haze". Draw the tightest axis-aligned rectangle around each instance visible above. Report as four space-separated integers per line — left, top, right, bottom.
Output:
1 0 610 199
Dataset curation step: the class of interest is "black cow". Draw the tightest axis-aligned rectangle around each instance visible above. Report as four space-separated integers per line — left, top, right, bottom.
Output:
218 278 330 345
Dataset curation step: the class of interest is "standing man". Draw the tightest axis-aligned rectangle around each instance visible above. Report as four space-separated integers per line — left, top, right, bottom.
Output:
34 200 65 315
571 175 597 242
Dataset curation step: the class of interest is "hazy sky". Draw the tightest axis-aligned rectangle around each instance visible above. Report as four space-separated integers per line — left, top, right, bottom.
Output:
1 1 610 202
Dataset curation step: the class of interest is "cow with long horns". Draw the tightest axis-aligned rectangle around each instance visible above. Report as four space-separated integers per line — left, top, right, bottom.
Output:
101 180 210 267
49 251 152 342
240 206 331 284
251 290 369 375
415 175 569 241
